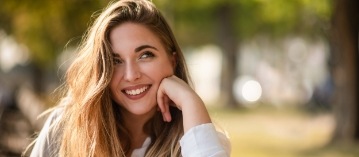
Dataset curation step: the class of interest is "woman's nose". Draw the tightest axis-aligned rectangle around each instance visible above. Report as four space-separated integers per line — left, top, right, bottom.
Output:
123 62 141 82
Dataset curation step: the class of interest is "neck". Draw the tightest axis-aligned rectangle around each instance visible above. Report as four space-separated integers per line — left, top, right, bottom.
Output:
120 108 156 149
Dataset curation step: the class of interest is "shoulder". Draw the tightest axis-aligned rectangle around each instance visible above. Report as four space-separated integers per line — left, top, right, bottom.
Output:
41 107 65 131
30 107 64 157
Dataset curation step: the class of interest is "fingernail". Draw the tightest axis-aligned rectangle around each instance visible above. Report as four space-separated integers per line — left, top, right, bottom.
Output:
166 115 171 122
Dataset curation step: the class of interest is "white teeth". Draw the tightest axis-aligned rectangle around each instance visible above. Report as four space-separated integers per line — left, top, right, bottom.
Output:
125 86 149 96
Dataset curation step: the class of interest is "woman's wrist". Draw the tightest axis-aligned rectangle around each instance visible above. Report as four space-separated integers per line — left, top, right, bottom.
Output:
180 96 211 132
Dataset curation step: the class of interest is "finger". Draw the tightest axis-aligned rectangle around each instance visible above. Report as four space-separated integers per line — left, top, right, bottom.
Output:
163 95 172 122
157 88 172 122
157 88 166 122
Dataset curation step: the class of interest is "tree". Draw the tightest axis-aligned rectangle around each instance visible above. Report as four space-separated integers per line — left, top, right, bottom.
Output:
214 3 239 108
0 0 109 92
330 0 359 143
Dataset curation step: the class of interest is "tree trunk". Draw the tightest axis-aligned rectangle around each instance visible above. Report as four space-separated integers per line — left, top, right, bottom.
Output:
331 0 359 143
215 3 239 108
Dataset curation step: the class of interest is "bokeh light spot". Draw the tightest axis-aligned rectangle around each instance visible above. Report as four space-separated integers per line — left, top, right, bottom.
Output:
241 80 262 102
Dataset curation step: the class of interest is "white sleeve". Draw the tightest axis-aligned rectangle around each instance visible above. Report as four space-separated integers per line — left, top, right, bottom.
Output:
30 109 62 157
180 123 231 157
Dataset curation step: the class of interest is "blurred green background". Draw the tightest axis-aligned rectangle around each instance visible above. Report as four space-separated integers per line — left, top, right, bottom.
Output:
0 0 358 156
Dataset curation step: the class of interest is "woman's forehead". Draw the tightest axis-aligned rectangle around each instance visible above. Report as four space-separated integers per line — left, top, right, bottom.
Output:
109 23 165 54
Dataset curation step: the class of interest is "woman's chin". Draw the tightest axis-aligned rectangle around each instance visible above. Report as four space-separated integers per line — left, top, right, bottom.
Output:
124 106 157 117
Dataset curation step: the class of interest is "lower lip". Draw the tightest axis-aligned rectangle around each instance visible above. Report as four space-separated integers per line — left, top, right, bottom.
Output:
123 86 151 100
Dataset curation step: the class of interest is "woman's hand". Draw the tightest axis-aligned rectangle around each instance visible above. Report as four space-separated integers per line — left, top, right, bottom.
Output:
157 75 211 132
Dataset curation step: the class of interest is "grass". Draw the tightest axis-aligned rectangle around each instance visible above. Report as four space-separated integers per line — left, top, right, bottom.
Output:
208 106 359 157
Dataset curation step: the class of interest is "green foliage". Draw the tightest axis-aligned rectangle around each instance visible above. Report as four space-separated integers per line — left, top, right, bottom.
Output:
156 0 332 45
0 0 109 67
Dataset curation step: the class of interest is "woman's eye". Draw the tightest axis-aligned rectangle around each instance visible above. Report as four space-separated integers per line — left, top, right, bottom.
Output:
113 58 123 64
140 51 155 59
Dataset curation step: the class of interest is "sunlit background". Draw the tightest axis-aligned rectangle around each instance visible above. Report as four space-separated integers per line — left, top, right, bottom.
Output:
0 0 358 156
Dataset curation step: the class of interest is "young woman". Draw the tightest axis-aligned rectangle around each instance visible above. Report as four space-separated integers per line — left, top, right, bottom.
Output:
29 0 230 156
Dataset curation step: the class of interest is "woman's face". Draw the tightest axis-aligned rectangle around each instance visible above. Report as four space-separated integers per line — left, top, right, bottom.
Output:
109 22 175 117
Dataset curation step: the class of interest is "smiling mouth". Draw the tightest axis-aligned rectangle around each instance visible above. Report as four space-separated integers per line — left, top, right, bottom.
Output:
123 85 150 96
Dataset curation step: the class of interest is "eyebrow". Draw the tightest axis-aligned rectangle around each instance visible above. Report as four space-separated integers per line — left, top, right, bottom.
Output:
135 45 158 52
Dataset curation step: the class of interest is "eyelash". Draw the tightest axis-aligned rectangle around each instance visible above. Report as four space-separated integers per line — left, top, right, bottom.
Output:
113 51 155 65
113 58 122 65
140 51 155 59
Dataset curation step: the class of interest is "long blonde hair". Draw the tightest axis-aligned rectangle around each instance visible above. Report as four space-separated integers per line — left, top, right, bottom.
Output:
56 0 190 156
